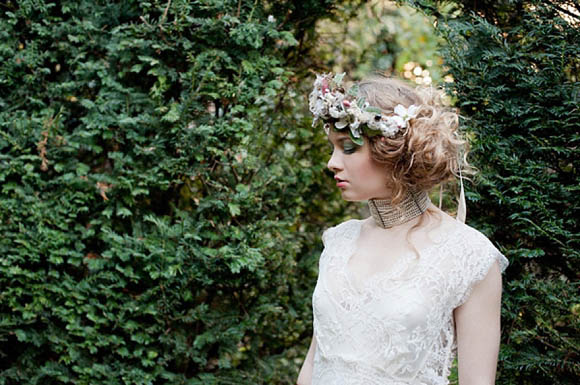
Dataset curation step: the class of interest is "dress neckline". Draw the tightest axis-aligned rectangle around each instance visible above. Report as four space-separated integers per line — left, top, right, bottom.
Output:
343 218 464 293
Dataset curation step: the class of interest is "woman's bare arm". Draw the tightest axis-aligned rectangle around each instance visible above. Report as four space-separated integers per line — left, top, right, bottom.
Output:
297 334 317 385
454 261 503 385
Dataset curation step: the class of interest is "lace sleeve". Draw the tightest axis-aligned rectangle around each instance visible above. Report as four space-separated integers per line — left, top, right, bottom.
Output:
321 227 332 248
318 226 335 268
320 219 359 249
452 231 509 309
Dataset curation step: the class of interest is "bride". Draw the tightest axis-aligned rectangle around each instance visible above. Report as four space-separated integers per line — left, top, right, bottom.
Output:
297 73 509 385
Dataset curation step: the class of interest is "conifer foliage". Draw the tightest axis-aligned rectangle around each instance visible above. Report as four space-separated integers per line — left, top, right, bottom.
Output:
0 0 349 383
408 0 580 383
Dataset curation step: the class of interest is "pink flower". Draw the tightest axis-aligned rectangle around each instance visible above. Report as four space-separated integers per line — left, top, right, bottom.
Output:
321 78 329 94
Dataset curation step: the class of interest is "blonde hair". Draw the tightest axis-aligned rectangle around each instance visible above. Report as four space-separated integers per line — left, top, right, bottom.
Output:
358 75 476 254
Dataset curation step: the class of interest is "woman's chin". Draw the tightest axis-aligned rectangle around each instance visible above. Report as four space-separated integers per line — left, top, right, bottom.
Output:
340 191 365 202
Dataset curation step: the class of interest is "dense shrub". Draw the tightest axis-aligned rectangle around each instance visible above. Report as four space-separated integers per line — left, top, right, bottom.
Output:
0 0 356 383
4 0 577 383
409 0 580 383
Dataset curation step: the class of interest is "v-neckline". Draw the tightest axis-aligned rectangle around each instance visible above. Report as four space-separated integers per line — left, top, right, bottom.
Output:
343 218 463 293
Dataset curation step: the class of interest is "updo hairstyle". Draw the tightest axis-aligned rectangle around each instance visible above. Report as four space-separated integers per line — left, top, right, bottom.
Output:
357 75 476 207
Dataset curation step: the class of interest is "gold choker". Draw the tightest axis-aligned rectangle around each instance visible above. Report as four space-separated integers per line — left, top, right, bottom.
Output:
368 188 431 228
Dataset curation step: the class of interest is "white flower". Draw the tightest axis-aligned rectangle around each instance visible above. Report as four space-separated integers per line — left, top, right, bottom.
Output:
346 105 365 121
309 73 422 140
267 15 276 23
313 74 325 88
407 104 420 117
373 117 401 137
309 98 324 116
335 119 349 129
366 115 384 131
308 88 321 112
394 104 420 122
390 115 406 129
380 122 398 137
329 105 347 119
323 92 337 104
349 117 361 133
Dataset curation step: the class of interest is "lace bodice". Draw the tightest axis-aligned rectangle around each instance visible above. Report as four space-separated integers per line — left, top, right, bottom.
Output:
311 218 509 385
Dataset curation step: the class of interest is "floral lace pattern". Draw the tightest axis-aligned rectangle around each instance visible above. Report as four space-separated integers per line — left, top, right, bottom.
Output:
312 219 508 385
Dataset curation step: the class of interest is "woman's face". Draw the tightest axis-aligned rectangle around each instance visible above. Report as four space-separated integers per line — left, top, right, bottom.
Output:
327 130 392 201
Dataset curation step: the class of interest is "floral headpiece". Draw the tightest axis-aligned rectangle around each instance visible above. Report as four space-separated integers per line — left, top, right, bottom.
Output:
309 72 420 145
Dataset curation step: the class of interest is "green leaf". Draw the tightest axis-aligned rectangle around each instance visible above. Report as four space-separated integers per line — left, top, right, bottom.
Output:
161 103 180 123
228 203 241 217
365 106 382 114
349 131 364 146
333 72 346 85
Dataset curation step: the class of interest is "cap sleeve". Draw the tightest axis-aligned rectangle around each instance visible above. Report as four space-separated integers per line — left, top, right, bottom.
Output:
452 230 509 309
320 219 358 248
318 226 335 268
319 219 360 265
321 227 332 248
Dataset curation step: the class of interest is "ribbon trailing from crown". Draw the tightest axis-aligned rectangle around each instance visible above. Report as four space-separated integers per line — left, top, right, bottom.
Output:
309 72 419 146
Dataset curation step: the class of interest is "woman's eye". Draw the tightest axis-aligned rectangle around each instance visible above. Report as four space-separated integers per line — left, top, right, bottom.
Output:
343 144 357 154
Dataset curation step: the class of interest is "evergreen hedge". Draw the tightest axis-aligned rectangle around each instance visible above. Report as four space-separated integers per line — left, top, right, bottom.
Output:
0 0 354 383
409 0 580 383
3 0 578 383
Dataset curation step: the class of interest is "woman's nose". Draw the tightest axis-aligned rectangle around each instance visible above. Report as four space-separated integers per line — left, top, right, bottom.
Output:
327 150 342 172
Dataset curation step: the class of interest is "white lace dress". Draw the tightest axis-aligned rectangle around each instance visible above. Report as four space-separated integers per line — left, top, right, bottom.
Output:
311 218 509 385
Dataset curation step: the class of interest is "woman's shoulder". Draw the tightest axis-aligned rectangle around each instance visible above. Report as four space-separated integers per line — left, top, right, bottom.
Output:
422 207 507 266
442 219 509 307
326 218 362 231
427 208 497 246
321 218 362 246
444 219 509 273
453 220 501 250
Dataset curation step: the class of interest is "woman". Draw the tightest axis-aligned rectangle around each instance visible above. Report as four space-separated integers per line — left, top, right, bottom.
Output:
297 73 509 385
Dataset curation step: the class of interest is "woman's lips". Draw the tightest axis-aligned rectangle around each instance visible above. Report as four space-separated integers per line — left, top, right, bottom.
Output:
335 177 348 188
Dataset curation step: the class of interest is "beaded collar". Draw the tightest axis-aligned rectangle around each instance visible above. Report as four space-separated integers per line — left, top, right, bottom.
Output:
368 188 431 228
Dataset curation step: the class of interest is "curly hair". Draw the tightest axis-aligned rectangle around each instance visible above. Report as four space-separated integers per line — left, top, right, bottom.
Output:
357 75 476 206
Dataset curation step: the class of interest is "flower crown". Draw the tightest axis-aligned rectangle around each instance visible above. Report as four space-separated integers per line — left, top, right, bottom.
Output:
309 72 420 145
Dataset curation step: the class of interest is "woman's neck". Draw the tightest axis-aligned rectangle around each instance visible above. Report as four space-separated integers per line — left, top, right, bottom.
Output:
367 188 431 229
